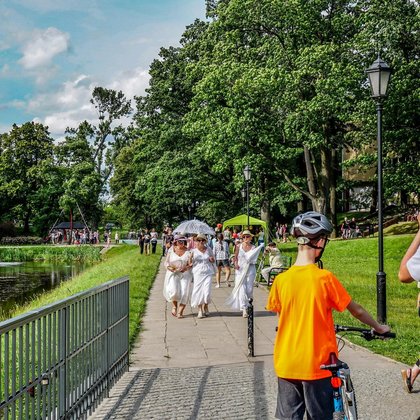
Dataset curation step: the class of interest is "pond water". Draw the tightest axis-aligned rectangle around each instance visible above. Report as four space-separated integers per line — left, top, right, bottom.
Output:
0 261 91 318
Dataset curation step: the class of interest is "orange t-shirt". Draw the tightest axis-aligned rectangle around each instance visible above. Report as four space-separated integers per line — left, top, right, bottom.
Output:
266 264 351 380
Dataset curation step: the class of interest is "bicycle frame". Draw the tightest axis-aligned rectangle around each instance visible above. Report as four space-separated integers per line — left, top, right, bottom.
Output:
322 352 357 420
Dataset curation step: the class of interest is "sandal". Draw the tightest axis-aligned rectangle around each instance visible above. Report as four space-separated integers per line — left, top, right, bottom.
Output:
177 314 184 319
171 308 177 317
401 369 413 393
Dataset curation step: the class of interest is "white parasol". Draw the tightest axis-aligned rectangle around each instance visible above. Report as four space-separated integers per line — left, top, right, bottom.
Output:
173 219 215 236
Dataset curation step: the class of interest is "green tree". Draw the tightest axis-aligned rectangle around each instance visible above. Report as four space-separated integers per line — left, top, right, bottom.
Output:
0 122 56 234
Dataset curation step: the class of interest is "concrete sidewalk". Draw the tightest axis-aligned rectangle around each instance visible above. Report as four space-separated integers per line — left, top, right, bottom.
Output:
90 260 419 420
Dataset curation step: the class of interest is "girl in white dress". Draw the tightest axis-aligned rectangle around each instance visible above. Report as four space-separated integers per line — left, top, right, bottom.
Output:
227 230 263 317
163 236 192 318
190 234 216 319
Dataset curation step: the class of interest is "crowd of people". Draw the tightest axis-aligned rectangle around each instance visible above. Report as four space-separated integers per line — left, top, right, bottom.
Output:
50 228 101 245
162 226 265 319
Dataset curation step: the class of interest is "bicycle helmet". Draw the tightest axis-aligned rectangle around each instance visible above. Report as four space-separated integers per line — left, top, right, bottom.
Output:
291 211 333 240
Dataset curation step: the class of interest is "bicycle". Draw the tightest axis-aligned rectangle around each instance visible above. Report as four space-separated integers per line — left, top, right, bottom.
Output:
320 325 396 420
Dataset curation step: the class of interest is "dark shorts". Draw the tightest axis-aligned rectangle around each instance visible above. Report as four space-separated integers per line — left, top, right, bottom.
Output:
275 376 333 420
216 259 230 268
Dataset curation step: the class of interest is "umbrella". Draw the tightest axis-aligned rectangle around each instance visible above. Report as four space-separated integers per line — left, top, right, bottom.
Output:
173 220 215 236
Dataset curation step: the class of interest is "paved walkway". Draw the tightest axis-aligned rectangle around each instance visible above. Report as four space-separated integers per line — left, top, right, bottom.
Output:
90 260 419 420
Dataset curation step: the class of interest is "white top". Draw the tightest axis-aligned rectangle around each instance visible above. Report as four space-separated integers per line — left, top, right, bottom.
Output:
407 245 420 284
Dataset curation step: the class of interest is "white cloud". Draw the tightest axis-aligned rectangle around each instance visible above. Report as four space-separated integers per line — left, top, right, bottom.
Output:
109 67 150 99
27 67 148 137
19 27 70 69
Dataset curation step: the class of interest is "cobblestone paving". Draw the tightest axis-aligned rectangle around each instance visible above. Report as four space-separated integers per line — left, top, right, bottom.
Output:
93 363 277 420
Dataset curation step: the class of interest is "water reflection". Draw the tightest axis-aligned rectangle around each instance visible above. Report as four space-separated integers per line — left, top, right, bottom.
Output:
0 261 90 318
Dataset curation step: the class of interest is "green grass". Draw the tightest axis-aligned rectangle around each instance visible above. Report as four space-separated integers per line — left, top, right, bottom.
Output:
277 235 419 365
2 245 161 347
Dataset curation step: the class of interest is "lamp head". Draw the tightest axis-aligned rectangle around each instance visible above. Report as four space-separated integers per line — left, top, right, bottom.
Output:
366 57 392 99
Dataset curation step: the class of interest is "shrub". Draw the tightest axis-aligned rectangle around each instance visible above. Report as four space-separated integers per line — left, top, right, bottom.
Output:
0 236 44 245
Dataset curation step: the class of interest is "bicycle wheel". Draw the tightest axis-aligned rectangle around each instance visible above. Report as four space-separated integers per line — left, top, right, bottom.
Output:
341 377 358 420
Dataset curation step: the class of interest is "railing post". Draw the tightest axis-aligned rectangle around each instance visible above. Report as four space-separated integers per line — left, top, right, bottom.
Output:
58 307 67 418
106 286 110 398
247 298 254 357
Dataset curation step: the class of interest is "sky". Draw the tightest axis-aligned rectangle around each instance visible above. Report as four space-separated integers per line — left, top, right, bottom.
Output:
0 0 206 138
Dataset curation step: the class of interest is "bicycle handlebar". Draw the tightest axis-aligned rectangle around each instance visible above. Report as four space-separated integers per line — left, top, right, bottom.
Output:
335 324 396 340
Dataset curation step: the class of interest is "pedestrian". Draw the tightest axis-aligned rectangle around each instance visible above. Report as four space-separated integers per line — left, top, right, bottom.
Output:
114 231 119 244
227 230 263 317
137 229 144 254
398 212 420 393
214 233 231 288
163 235 193 319
150 228 158 254
266 211 389 420
190 234 216 319
143 229 151 255
164 228 174 256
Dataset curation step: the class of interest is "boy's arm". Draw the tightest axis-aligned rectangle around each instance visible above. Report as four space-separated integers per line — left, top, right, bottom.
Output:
398 214 420 283
346 300 390 334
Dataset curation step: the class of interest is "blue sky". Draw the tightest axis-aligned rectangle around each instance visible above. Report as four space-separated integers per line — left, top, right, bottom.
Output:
0 0 206 137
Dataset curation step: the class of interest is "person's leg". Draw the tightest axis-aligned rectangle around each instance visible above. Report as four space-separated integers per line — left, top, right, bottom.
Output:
178 303 186 318
275 377 305 420
224 264 231 286
261 267 271 282
216 264 221 287
302 377 334 420
171 301 178 317
402 359 420 392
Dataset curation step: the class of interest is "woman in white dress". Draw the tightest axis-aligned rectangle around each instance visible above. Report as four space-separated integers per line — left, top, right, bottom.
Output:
191 234 216 319
227 230 263 317
163 236 193 319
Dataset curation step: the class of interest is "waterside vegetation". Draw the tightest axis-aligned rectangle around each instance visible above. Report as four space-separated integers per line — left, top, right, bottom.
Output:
0 245 102 262
1 245 160 346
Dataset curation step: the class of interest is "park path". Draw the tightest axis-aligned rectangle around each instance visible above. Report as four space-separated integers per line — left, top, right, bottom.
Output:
90 260 419 420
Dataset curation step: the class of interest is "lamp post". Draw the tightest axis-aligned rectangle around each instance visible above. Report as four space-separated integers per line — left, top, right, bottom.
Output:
366 56 392 324
241 188 246 210
243 165 252 229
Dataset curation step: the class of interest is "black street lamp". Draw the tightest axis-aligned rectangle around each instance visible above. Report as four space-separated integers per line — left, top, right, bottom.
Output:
241 188 246 210
366 56 392 324
243 165 252 229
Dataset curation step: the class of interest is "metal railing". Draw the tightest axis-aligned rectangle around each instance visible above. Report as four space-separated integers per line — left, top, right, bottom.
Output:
0 276 129 419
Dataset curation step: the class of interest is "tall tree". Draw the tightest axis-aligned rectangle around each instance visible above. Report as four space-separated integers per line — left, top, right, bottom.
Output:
0 122 56 234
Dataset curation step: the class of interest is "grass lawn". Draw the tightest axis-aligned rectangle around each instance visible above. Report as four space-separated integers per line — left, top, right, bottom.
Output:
277 234 419 365
3 245 161 348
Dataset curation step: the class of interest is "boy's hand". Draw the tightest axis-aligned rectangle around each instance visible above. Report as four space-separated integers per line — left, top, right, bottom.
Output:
373 324 391 335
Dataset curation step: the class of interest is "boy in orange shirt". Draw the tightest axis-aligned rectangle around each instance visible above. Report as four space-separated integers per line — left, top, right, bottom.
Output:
267 211 389 420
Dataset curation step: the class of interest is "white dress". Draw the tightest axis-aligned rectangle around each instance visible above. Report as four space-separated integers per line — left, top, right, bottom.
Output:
163 248 192 304
226 244 263 310
190 248 216 307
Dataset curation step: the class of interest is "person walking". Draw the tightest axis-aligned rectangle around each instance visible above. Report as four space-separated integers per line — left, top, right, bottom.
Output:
163 236 192 319
214 233 231 288
143 229 151 255
150 228 158 254
137 229 144 254
227 230 263 317
398 212 420 393
190 234 216 319
266 211 389 420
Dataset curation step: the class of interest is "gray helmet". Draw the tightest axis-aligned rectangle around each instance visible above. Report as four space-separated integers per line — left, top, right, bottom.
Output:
291 211 333 239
